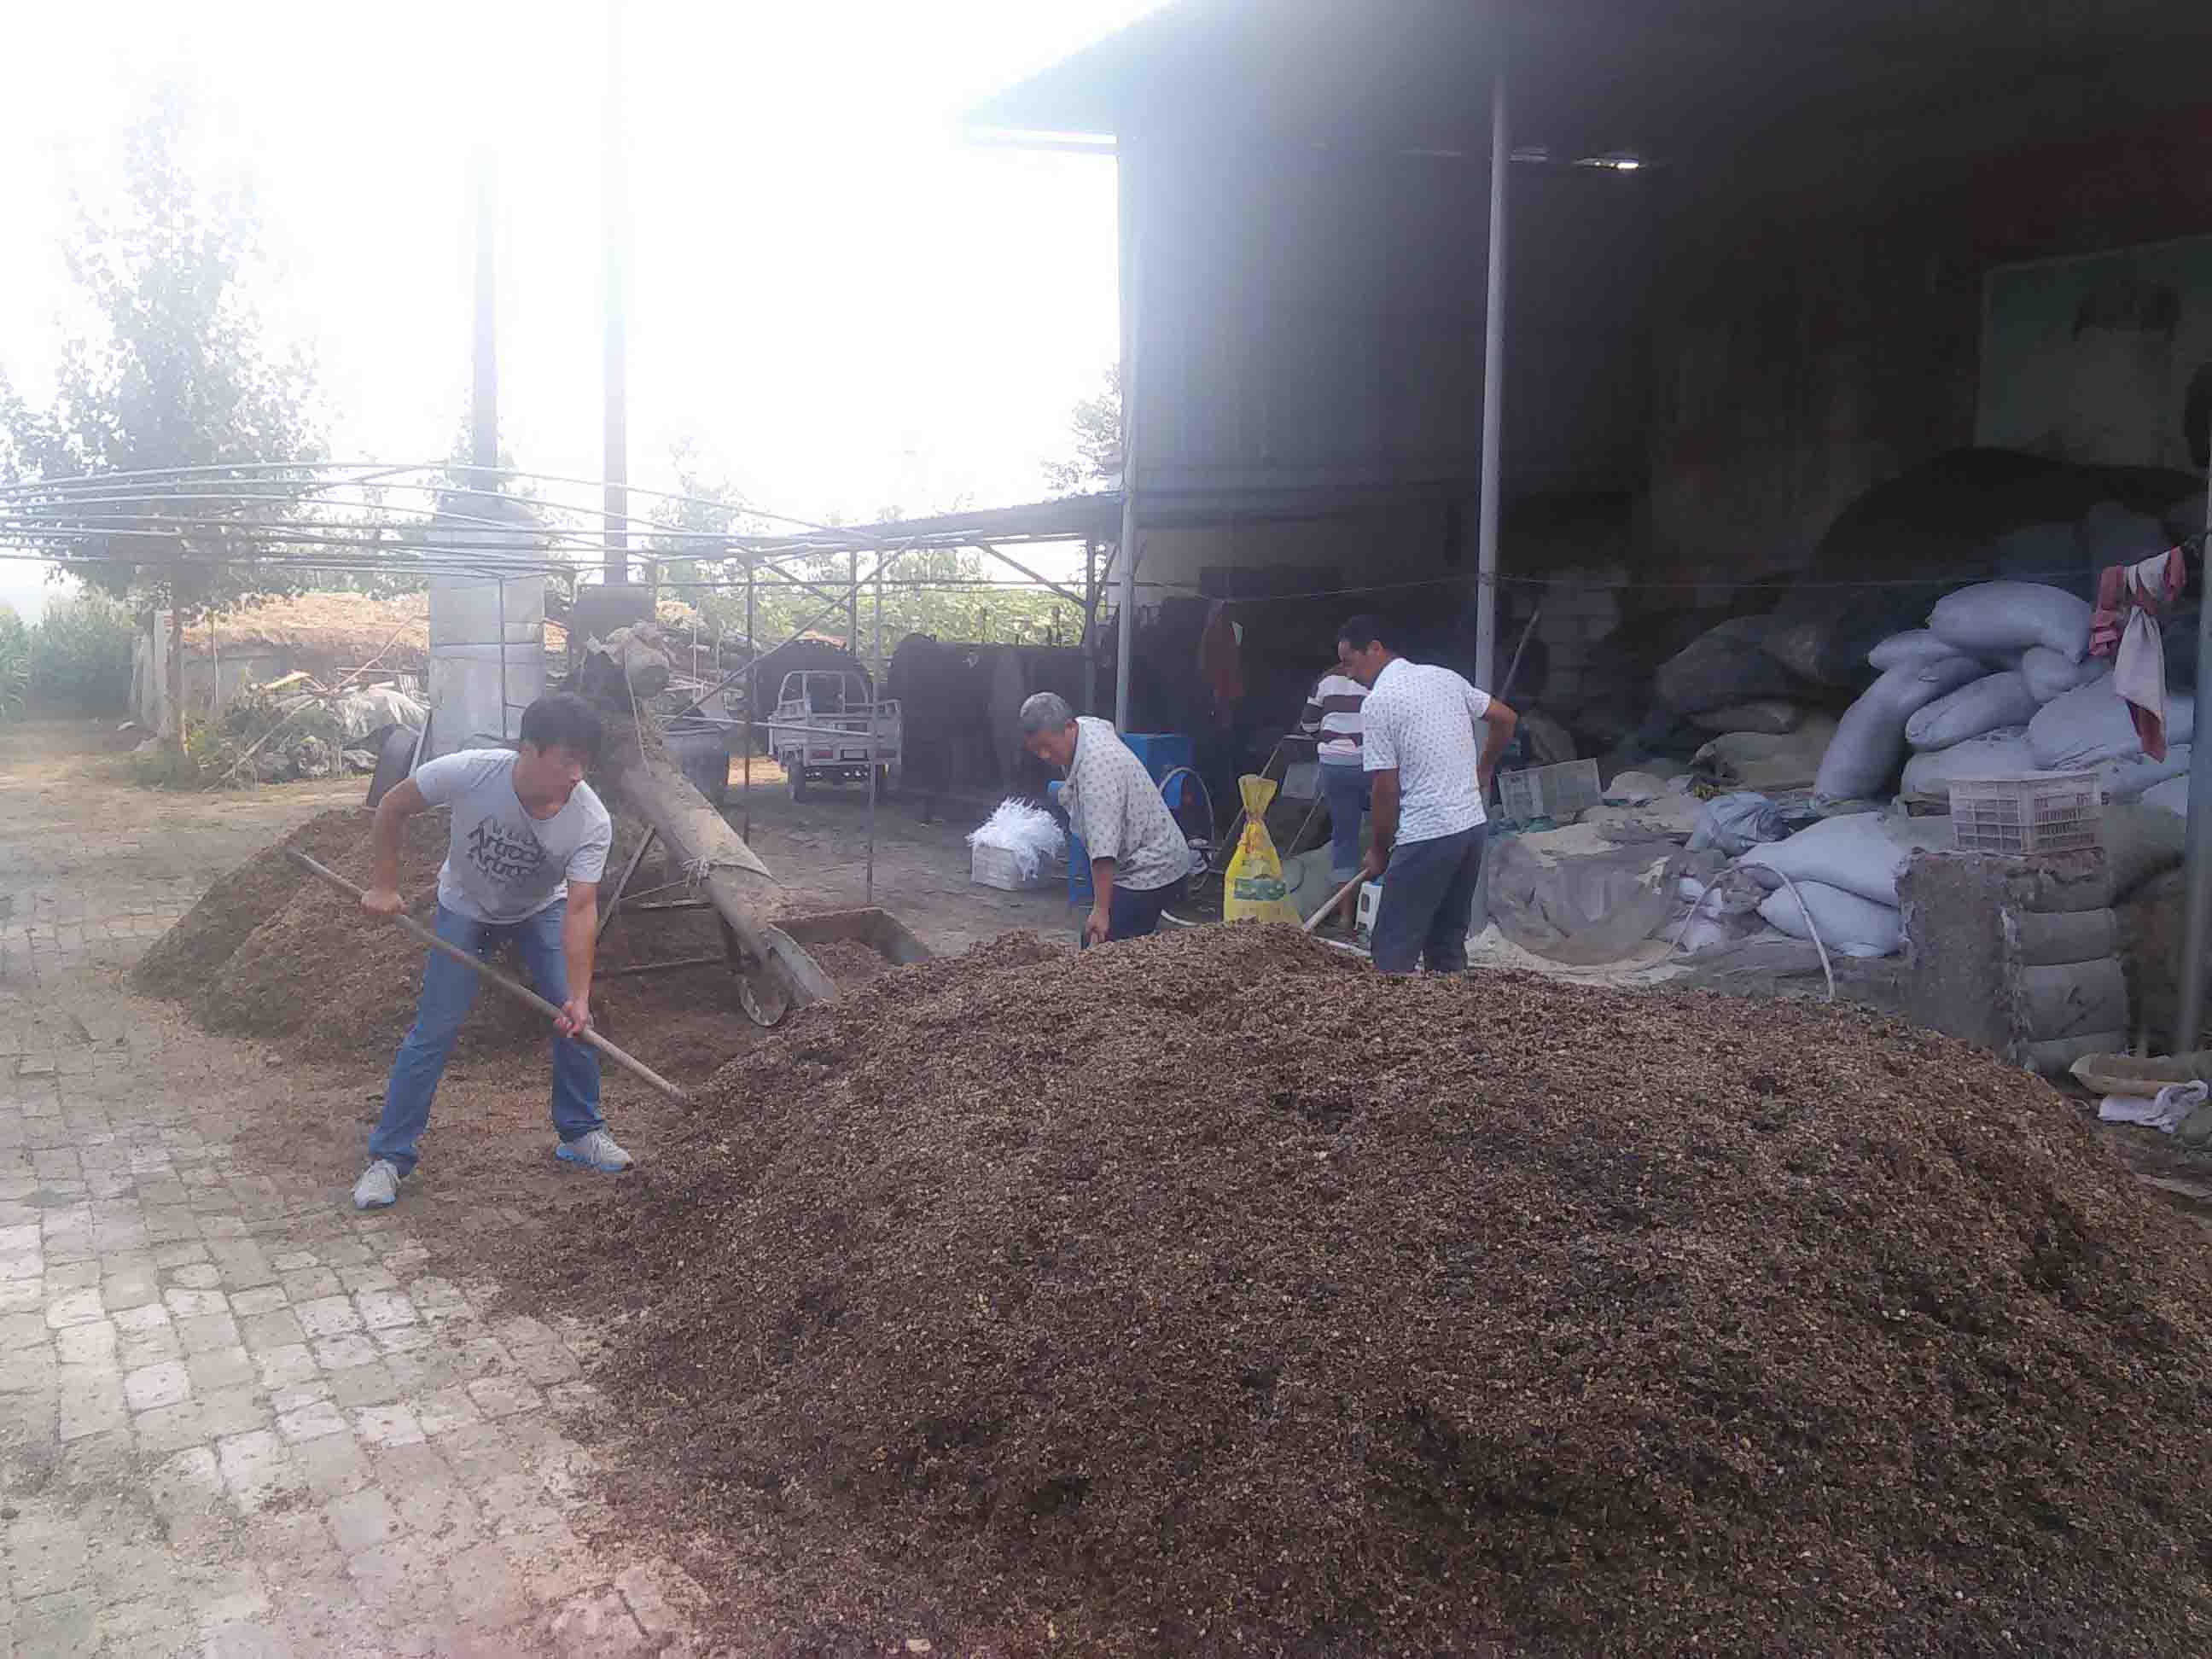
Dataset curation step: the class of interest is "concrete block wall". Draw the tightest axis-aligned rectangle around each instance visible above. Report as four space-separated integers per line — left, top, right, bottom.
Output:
1510 563 1625 713
1899 848 2128 1074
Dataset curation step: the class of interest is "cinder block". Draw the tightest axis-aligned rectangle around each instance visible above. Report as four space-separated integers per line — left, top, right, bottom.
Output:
1899 849 2126 1073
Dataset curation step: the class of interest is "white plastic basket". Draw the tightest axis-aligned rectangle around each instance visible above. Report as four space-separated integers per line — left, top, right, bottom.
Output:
1496 758 1601 824
971 843 1057 892
1947 774 2103 856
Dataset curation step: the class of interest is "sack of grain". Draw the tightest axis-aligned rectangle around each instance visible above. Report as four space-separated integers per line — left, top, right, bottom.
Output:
1898 727 2041 804
1904 671 2041 752
1757 880 1902 958
2029 682 2197 770
2020 646 2111 704
1928 580 2093 663
1738 811 1957 907
1868 629 1973 673
1692 713 1842 793
2142 775 2191 818
1654 617 1801 714
1815 657 1984 800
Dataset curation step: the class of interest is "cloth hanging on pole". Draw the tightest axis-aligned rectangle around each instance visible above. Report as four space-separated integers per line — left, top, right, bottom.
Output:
1198 601 1244 728
2091 547 2186 761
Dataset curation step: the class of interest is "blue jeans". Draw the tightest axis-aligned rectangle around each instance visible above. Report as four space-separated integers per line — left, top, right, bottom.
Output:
1321 762 1371 882
370 900 603 1178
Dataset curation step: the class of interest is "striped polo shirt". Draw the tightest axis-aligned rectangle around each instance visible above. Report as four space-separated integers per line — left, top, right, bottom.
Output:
1300 672 1366 765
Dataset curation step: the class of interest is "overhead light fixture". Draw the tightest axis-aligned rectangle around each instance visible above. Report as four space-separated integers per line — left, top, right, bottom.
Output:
1509 144 1551 164
1575 152 1645 172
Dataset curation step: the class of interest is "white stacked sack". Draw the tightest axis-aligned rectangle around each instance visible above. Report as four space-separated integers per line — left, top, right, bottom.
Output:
1821 579 2181 804
1732 812 1957 958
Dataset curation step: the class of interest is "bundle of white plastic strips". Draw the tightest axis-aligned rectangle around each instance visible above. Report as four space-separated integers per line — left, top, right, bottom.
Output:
967 797 1067 882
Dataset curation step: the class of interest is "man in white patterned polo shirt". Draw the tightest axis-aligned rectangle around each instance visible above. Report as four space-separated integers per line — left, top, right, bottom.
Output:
1020 692 1192 946
1338 614 1518 974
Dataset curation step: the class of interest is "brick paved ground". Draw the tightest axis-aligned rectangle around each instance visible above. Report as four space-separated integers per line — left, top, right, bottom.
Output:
0 725 705 1657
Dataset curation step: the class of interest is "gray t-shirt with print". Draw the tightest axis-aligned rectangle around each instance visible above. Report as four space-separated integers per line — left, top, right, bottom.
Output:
416 749 613 923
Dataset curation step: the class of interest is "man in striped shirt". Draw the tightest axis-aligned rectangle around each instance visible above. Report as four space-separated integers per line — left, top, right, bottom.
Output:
1299 665 1370 932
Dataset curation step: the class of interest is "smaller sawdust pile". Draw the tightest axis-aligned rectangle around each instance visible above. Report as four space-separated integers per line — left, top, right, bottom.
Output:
135 806 551 1055
135 810 373 1000
139 806 901 1068
535 927 2212 1656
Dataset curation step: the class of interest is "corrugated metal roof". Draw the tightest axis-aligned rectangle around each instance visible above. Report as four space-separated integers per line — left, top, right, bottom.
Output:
971 0 2212 166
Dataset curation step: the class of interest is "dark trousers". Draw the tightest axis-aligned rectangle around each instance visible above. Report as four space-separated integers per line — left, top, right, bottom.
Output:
1081 880 1174 946
1370 824 1488 975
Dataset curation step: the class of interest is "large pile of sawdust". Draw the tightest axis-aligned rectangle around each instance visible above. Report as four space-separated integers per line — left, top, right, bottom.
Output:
525 924 2212 1655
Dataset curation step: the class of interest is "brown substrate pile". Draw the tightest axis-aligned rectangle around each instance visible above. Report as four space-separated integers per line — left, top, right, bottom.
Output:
135 807 542 1055
135 809 880 1071
530 926 2212 1656
133 809 375 1002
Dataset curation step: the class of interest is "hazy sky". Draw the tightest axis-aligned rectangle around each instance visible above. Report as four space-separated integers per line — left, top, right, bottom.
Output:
0 0 1148 619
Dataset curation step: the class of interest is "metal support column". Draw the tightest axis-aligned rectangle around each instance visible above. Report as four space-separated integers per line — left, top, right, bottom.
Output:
867 552 882 906
470 149 498 492
2171 469 2212 1052
602 0 629 584
1474 46 1509 693
1115 234 1142 731
1081 538 1099 715
742 560 756 843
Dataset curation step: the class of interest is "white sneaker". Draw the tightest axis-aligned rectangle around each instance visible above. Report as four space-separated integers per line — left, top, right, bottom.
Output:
556 1129 634 1173
352 1159 400 1210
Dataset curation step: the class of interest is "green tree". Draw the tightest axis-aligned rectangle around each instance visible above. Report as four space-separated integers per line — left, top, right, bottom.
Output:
0 88 327 760
29 591 137 715
1042 363 1121 497
0 604 28 723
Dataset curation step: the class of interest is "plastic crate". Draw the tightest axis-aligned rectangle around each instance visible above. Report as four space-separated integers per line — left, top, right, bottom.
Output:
972 843 1057 892
1947 773 2103 856
1495 758 1601 824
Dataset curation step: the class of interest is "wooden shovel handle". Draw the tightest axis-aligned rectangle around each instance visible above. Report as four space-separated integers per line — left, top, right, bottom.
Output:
285 849 687 1103
1301 874 1369 935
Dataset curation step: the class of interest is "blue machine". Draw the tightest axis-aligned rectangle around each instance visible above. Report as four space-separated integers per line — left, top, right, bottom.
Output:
1121 732 1194 809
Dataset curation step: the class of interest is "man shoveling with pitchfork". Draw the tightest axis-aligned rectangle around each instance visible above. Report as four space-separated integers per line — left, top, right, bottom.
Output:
348 692 637 1210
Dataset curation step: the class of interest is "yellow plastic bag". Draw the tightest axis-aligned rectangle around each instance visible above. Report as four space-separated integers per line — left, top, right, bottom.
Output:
1224 775 1301 925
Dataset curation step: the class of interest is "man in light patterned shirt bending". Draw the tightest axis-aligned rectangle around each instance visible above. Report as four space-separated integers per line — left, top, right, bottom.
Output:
1338 614 1518 974
1020 692 1193 946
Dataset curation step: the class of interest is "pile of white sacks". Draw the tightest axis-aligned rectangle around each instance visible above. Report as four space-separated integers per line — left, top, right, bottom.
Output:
1677 577 2196 963
1814 579 2188 807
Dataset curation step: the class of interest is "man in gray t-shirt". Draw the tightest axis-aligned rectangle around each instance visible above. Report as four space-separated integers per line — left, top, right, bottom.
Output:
351 694 634 1210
